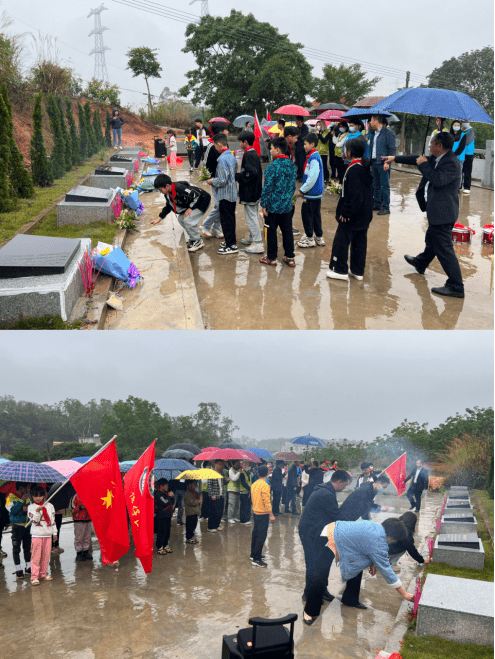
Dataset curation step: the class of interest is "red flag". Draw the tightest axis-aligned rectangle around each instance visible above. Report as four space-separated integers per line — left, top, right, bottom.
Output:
253 111 262 156
266 110 271 121
70 438 130 564
124 441 156 574
384 453 407 497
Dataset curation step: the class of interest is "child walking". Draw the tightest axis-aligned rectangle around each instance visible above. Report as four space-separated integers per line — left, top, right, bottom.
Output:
154 479 175 554
184 129 198 172
236 130 264 254
27 486 57 585
72 493 93 562
184 481 202 544
297 133 325 248
207 133 239 255
259 136 297 267
327 139 373 281
167 130 177 168
8 482 31 579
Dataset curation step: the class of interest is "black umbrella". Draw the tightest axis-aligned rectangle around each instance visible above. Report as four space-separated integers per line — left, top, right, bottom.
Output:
166 443 201 455
312 102 350 112
162 449 195 460
47 481 76 511
218 442 243 449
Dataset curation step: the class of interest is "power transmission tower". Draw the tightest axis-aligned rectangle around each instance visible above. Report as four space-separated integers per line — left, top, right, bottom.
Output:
88 4 110 81
189 0 209 17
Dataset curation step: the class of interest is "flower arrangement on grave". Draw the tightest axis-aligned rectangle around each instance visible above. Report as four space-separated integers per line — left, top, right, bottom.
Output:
326 180 342 195
412 577 423 619
117 209 138 232
198 166 212 182
125 171 133 188
78 247 107 297
138 151 148 158
427 536 434 560
133 159 139 172
111 195 122 219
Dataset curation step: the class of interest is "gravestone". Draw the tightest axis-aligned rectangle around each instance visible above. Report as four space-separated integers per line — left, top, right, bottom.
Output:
416 574 493 645
121 146 141 154
445 503 474 515
108 155 137 173
440 512 478 535
90 166 127 190
432 533 485 569
57 185 117 226
0 237 90 322
446 497 471 509
448 493 469 499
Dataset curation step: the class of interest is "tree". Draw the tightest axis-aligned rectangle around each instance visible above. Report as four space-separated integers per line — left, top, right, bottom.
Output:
313 63 381 108
83 101 98 155
56 96 72 172
8 445 44 462
428 47 494 117
50 442 99 460
45 94 66 178
77 101 88 159
84 78 121 106
0 88 15 212
179 11 312 118
104 108 112 147
126 46 162 113
0 82 34 199
65 97 80 165
92 108 105 147
30 93 53 187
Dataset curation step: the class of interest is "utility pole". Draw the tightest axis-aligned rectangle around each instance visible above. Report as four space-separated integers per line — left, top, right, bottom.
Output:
399 71 410 154
88 4 110 82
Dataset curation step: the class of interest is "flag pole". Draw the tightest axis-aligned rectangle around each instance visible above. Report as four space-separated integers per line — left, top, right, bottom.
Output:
26 436 118 527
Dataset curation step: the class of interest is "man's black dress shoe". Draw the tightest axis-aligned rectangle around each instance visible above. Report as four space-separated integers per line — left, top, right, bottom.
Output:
404 254 425 274
322 592 334 602
431 286 464 298
340 599 368 609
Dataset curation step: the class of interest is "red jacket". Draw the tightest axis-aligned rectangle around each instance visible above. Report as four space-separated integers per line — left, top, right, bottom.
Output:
72 494 91 522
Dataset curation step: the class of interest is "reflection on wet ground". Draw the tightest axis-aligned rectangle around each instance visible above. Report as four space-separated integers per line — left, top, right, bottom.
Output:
1 490 441 659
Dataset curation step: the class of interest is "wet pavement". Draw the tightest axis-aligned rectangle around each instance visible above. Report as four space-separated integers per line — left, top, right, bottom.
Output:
1 490 441 659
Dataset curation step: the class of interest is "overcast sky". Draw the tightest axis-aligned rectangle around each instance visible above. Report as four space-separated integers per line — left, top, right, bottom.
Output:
2 331 492 442
2 0 493 110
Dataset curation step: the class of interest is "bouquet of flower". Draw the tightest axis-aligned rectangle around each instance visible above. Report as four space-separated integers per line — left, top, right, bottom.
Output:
117 210 138 232
198 166 212 182
291 193 298 206
326 180 342 195
185 139 196 152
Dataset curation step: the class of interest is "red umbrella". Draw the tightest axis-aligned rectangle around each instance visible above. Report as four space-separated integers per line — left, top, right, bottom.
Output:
274 104 310 116
208 449 248 461
237 450 261 464
274 451 302 461
208 117 230 123
193 451 214 461
316 110 346 121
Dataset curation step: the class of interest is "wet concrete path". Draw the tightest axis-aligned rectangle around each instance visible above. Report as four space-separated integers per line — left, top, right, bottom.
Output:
1 490 441 659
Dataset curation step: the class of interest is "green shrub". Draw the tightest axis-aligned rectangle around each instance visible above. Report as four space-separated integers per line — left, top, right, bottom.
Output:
56 96 72 172
84 101 98 155
30 93 53 187
77 101 88 159
441 432 492 488
92 108 105 147
84 78 121 106
0 82 34 199
65 97 80 166
45 94 66 178
0 90 15 212
105 108 112 147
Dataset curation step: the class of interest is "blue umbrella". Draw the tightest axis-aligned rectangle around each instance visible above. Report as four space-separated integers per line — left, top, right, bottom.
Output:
154 459 198 480
369 87 494 124
246 447 275 460
290 434 327 448
119 460 137 473
342 107 400 123
71 456 92 464
233 115 255 128
0 461 65 483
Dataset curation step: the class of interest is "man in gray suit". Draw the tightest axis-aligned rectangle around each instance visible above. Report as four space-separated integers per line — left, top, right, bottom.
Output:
382 132 464 298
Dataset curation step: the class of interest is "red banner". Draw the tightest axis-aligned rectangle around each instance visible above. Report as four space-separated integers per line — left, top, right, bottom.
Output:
253 111 262 157
124 441 156 574
70 439 130 564
266 110 271 121
384 452 407 497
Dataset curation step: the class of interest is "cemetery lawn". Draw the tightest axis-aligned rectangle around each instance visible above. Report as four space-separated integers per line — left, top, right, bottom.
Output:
32 209 118 245
1 315 83 330
401 632 493 659
0 149 112 244
475 490 494 527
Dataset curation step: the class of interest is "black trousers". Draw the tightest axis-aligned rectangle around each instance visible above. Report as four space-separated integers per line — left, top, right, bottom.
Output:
240 494 251 523
462 155 474 190
194 144 205 168
329 152 338 179
12 525 31 566
329 222 370 276
321 155 329 181
250 514 269 561
407 486 423 511
341 571 363 606
415 223 464 292
200 491 209 519
265 211 294 260
295 151 305 179
208 497 224 530
52 513 63 548
301 533 335 617
272 489 282 514
187 151 195 168
301 198 323 238
219 199 237 247
335 156 346 184
185 514 197 540
155 517 171 549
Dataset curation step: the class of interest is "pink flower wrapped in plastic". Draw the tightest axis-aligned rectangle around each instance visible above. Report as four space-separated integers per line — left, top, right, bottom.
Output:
126 172 133 188
138 151 148 158
427 536 434 559
111 195 122 219
412 577 422 619
133 159 139 172
436 518 441 534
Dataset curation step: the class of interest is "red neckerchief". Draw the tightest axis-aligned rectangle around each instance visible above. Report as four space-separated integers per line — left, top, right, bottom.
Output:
38 503 50 524
169 184 177 214
273 155 289 160
189 489 200 501
349 159 362 167
245 147 255 153
303 148 318 172
208 138 213 143
219 147 229 154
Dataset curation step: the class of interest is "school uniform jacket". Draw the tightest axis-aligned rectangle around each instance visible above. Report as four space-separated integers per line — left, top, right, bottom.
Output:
158 181 211 220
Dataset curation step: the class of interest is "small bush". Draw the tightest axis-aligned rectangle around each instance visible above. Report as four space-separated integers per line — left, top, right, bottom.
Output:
84 78 121 106
441 432 492 488
142 100 193 129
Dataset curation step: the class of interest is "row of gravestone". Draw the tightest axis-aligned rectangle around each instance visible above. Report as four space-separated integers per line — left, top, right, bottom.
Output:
416 486 493 647
0 147 144 323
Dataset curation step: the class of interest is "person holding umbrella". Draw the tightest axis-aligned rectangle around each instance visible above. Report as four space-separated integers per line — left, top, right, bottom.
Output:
369 114 396 215
382 131 464 298
7 482 32 579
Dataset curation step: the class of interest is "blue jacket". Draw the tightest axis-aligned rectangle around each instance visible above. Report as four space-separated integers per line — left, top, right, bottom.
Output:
211 149 238 202
369 127 396 161
462 128 475 155
300 150 324 199
260 156 297 214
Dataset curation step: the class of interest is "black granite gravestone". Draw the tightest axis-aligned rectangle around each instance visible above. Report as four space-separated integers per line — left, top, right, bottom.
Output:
446 502 471 508
109 155 133 163
94 166 127 176
65 185 113 203
444 512 475 522
437 533 480 549
0 235 81 278
449 494 469 499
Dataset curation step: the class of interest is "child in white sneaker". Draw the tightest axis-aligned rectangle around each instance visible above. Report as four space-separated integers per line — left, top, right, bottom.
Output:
297 133 325 249
27 486 57 585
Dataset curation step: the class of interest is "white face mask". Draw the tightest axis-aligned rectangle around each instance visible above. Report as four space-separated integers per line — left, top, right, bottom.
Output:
339 127 345 133
462 123 470 129
452 125 460 132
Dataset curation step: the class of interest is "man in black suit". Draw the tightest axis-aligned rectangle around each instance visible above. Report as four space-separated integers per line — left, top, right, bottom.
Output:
271 461 284 515
404 460 429 512
382 132 464 298
294 116 310 181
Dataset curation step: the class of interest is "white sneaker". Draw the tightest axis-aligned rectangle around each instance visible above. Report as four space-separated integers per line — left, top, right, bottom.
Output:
200 225 214 238
211 227 224 239
241 236 253 245
245 242 264 254
326 270 349 281
228 519 237 524
297 235 316 248
240 520 252 525
188 239 204 252
463 189 470 194
315 236 325 246
190 167 193 172
207 529 217 533
348 271 364 281
217 245 238 255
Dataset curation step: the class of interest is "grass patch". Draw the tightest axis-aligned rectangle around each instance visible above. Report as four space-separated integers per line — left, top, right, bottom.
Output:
401 630 493 659
0 149 112 243
0 315 83 330
476 490 494 527
31 208 118 245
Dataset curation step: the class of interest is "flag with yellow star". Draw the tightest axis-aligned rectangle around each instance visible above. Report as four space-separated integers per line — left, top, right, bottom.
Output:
124 440 156 574
70 439 130 564
384 452 407 497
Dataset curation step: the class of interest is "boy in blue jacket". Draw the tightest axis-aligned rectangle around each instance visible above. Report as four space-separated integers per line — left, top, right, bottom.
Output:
297 133 325 248
259 137 297 267
8 482 32 578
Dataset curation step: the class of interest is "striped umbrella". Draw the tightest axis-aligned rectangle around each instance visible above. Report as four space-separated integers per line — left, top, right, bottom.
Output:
0 461 65 483
0 458 11 465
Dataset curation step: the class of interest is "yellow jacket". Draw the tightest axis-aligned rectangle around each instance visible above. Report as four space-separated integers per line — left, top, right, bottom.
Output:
251 479 272 515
